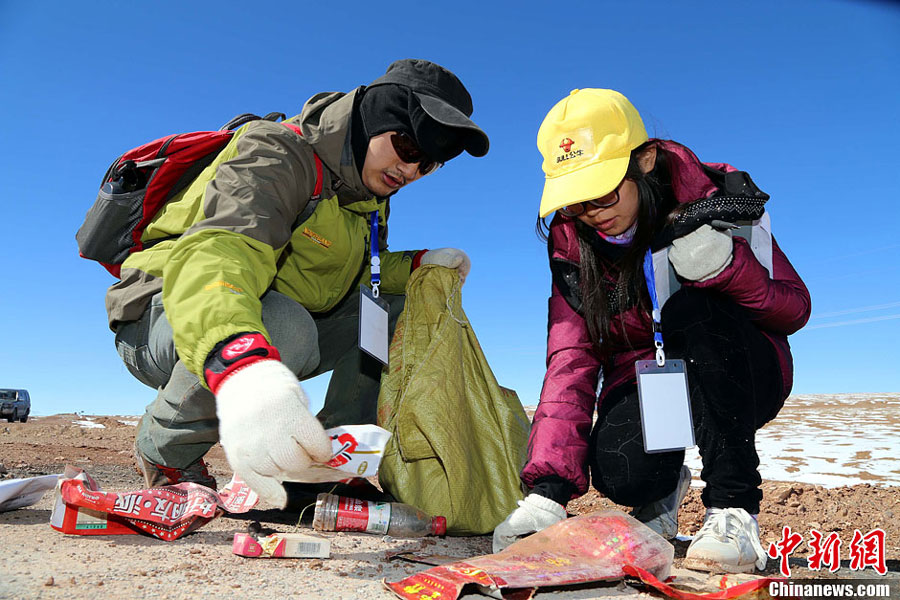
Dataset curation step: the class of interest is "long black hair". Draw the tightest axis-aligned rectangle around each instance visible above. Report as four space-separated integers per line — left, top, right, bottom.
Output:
537 141 677 350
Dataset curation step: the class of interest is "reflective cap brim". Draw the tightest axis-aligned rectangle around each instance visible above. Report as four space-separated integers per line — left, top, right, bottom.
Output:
538 155 630 218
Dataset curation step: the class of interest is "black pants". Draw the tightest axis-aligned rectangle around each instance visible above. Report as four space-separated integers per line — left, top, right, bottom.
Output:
589 288 784 514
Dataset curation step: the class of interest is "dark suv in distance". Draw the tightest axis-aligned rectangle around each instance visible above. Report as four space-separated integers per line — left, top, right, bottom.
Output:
0 389 30 423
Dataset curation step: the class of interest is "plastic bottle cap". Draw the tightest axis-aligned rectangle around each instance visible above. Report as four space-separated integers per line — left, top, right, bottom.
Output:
433 516 447 536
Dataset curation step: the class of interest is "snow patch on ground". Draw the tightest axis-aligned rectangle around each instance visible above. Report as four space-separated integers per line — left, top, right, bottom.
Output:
687 393 900 488
530 393 900 488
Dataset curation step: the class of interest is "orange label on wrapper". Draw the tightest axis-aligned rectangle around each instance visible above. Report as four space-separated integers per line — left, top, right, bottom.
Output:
334 497 391 534
384 564 504 600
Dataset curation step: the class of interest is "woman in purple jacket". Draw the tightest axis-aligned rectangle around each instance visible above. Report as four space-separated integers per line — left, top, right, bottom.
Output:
493 89 811 573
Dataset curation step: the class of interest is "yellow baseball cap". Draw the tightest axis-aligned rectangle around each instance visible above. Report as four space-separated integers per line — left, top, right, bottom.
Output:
537 89 648 218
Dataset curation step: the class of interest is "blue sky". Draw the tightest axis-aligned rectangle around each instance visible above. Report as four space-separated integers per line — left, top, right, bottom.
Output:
1 1 898 416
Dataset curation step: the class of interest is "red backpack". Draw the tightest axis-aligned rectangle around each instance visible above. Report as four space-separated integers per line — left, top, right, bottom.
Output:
77 112 323 278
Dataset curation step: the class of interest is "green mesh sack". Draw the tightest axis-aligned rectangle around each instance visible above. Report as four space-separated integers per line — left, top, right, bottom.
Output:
376 265 529 535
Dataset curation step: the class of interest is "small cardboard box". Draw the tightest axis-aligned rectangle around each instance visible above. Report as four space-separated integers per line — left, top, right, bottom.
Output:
232 532 331 558
49 468 137 536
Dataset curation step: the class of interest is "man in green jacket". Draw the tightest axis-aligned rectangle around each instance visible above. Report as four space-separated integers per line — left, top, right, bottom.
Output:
110 59 489 507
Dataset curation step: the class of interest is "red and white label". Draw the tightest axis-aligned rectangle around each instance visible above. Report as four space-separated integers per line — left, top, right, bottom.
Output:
334 497 390 534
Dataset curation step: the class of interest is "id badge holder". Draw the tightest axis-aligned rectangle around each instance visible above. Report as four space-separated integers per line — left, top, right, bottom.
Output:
635 359 695 453
358 284 389 364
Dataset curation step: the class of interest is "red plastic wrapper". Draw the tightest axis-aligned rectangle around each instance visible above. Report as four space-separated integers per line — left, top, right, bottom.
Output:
624 565 787 600
385 509 672 599
49 466 258 541
384 510 783 600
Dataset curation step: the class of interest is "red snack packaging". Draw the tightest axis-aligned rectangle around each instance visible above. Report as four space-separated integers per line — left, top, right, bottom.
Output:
50 465 220 540
384 510 783 600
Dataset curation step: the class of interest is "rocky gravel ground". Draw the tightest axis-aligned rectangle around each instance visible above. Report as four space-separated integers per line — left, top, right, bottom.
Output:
1 415 898 599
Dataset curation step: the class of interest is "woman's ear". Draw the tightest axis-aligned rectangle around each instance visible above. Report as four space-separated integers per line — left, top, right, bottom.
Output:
638 144 658 174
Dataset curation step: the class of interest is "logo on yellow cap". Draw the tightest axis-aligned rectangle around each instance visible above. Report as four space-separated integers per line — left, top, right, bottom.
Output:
556 132 587 164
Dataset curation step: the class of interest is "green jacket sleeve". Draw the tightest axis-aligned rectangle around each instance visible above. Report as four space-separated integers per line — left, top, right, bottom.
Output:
378 249 417 294
162 121 321 383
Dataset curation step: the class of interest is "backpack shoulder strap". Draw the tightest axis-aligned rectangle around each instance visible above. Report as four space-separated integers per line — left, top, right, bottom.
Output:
219 111 286 131
699 164 769 201
281 122 323 230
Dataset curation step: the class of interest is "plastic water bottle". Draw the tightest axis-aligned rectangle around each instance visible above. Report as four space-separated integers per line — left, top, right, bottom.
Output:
312 493 446 537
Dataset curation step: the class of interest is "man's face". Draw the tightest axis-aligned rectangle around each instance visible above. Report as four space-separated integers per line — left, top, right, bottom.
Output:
361 132 424 196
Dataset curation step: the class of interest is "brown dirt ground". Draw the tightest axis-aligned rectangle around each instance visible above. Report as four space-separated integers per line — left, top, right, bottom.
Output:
1 415 898 598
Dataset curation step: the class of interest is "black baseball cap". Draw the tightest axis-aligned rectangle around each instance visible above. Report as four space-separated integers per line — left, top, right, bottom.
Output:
368 59 489 157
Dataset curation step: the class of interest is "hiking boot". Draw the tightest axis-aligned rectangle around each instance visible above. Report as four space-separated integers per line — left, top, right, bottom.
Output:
684 507 767 573
134 443 217 490
630 464 691 540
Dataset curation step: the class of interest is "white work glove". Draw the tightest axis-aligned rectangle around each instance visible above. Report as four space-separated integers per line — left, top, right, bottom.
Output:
492 493 567 553
668 224 734 282
215 360 333 508
420 248 471 284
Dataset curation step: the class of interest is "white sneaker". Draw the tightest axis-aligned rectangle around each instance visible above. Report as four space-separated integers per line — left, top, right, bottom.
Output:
630 465 691 540
684 507 767 573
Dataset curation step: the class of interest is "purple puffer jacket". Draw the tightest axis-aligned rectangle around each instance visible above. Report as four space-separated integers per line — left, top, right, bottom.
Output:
521 140 811 497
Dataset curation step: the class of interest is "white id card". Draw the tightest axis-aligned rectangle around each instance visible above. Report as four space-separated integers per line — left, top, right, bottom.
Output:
358 285 389 364
635 359 695 453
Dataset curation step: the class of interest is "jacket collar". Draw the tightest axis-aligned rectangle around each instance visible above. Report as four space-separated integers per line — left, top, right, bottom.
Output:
654 139 726 205
290 88 373 206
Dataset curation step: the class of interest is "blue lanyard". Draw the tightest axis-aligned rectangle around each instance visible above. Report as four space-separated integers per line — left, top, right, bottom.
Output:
370 211 381 297
642 248 666 366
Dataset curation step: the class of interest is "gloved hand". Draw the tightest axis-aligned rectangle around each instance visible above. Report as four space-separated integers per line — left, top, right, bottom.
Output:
214 359 333 508
492 493 567 553
420 248 471 284
668 224 734 282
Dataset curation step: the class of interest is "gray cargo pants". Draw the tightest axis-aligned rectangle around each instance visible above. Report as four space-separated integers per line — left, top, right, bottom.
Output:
115 289 404 469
